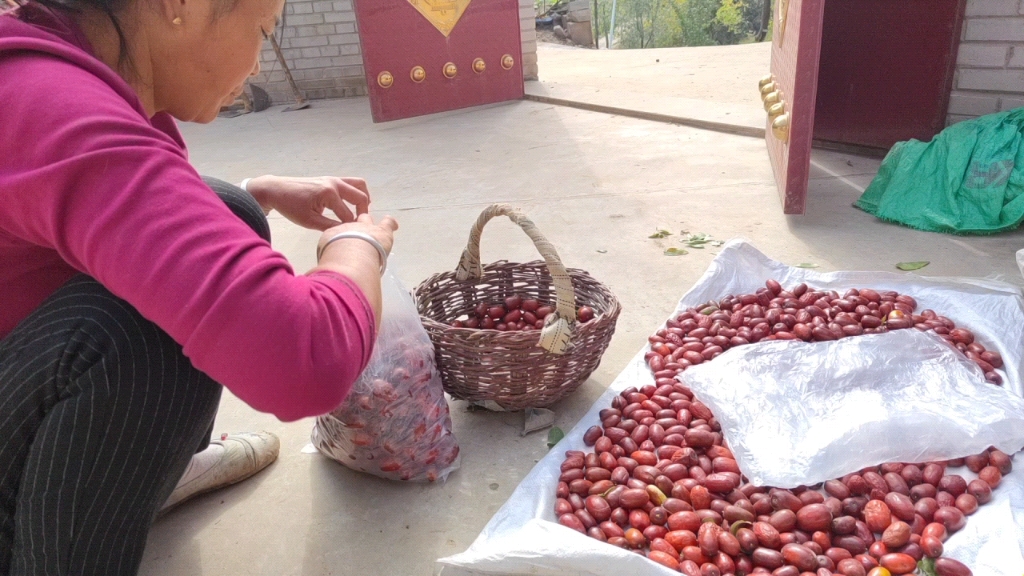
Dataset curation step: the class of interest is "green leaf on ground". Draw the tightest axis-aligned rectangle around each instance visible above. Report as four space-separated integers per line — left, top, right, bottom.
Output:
649 230 672 239
664 248 689 256
795 263 819 269
917 558 937 576
681 233 720 249
896 261 930 271
547 427 565 448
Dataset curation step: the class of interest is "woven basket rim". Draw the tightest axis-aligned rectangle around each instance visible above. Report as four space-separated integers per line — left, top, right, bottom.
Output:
416 260 620 318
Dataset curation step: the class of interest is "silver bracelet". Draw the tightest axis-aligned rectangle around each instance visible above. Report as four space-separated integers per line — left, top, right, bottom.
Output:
317 231 388 275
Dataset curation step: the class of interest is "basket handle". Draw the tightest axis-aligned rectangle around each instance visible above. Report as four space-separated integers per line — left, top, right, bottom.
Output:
455 204 575 354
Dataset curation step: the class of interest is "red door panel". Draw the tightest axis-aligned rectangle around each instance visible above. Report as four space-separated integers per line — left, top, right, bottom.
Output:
355 0 525 123
814 0 965 151
763 0 825 215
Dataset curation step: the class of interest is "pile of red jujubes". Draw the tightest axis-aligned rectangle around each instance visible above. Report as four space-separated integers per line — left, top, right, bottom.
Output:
645 281 1001 386
554 281 1014 576
450 294 595 332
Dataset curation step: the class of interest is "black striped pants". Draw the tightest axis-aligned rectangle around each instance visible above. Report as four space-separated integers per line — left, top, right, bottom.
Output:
0 178 270 576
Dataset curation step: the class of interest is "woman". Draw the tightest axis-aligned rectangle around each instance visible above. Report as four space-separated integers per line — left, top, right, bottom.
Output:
0 0 397 571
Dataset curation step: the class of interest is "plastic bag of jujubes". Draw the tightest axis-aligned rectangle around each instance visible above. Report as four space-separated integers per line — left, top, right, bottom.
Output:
312 267 460 482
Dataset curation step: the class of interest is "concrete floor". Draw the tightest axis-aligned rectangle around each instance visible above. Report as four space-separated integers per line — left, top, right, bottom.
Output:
526 42 771 132
139 95 1024 576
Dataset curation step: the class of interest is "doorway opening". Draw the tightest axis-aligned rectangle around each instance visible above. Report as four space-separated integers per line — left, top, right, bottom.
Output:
528 0 965 155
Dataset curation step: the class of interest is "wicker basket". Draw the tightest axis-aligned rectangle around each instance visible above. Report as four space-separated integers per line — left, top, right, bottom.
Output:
414 204 621 411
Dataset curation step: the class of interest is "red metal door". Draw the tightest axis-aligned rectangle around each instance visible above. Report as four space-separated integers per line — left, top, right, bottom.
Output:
354 0 525 123
814 0 965 151
761 0 825 214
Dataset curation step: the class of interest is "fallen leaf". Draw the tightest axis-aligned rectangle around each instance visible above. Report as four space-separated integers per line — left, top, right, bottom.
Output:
795 263 819 269
896 261 930 271
547 427 565 448
682 233 715 249
649 230 672 239
711 241 724 247
664 248 689 256
596 249 607 254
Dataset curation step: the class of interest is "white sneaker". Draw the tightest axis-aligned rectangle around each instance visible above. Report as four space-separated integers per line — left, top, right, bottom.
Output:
159 431 280 515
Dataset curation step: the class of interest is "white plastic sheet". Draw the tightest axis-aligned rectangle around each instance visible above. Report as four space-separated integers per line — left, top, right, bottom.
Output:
683 329 1024 488
437 240 1024 576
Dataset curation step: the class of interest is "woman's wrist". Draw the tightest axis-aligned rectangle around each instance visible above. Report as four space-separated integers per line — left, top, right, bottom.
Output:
243 175 275 215
317 231 387 274
316 237 381 271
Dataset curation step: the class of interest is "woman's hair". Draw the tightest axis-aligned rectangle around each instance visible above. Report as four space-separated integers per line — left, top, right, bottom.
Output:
28 0 135 72
23 0 240 74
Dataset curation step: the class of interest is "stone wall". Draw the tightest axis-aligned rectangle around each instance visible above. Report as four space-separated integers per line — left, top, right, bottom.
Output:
947 0 1024 123
521 0 538 80
251 0 366 104
252 0 537 103
563 0 594 48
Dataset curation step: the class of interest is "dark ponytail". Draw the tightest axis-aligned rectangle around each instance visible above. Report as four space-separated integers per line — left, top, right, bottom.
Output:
26 0 135 73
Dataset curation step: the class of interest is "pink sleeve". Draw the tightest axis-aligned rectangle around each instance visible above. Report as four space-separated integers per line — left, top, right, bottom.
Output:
0 54 376 421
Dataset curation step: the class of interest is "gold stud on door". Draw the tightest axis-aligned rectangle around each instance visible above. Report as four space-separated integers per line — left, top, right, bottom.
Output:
472 58 486 73
501 54 514 70
772 113 791 143
443 62 458 79
410 66 426 83
377 71 394 88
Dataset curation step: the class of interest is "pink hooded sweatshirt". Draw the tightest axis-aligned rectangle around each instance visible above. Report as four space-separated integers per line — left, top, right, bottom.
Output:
0 4 375 421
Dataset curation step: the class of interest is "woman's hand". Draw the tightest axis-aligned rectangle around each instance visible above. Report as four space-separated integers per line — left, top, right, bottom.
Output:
246 175 371 230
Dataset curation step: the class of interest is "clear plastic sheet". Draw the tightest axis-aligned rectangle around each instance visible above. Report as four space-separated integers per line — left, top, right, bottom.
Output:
437 240 1024 575
682 329 1024 488
312 267 460 482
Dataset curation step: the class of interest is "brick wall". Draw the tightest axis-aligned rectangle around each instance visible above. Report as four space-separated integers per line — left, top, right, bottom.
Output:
947 0 1024 123
251 0 366 104
521 0 538 80
252 0 536 103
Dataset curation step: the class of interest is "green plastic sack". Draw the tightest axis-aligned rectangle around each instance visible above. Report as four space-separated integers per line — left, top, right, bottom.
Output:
856 108 1024 235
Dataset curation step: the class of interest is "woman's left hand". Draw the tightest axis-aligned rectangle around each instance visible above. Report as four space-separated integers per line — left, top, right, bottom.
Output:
246 175 371 230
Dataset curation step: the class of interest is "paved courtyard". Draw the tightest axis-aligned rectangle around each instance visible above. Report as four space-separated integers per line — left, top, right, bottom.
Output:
139 76 1024 575
526 42 771 133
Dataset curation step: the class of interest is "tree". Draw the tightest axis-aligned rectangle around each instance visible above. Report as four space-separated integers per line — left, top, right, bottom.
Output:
668 0 717 47
740 0 769 38
596 0 767 48
708 0 746 44
616 0 667 48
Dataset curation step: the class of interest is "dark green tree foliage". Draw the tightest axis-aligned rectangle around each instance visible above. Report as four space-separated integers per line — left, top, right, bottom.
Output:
570 0 770 48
